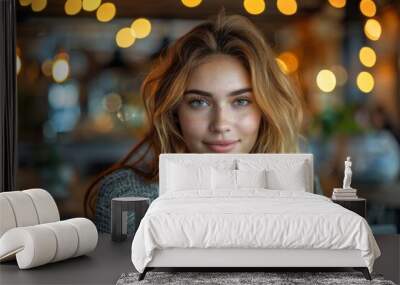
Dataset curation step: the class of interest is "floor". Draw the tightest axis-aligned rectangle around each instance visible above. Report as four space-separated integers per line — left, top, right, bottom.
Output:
0 234 398 284
374 235 400 284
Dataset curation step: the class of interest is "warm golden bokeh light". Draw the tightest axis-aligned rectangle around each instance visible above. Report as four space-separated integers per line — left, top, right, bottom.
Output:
31 0 47 12
131 18 152 39
243 0 266 15
19 0 32 7
82 0 102 12
276 58 288 74
359 47 376 68
316 69 336 93
96 3 116 22
52 59 70 83
181 0 202 8
16 56 22 75
65 0 82 16
41 59 53 77
360 0 376 18
328 0 346 8
116 27 136 48
357 71 374 93
277 0 297 16
277 52 299 74
56 52 70 61
364 19 382 41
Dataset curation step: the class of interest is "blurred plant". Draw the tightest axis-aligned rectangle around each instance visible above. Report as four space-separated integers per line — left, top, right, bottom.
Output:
309 104 366 140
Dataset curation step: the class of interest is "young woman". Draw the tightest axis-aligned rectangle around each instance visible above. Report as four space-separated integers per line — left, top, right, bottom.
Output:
84 12 306 233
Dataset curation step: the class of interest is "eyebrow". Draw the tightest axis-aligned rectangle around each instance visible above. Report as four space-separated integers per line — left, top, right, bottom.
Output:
183 88 253 97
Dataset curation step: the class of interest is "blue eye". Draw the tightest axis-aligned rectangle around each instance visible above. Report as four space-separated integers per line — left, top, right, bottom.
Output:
234 98 251 106
188 99 209 109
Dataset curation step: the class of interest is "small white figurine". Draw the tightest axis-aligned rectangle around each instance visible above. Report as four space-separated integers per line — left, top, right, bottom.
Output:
342 156 353 189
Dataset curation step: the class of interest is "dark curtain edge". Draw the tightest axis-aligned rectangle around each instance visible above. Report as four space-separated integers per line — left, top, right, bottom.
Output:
0 0 17 192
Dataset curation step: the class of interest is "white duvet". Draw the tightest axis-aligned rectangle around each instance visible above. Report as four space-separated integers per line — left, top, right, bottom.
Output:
131 190 380 273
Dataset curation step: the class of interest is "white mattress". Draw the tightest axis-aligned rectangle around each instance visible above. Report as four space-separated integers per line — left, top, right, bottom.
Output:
131 190 380 273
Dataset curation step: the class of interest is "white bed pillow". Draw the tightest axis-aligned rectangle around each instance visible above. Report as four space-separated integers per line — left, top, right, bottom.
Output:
212 168 237 190
237 159 308 192
211 168 268 191
167 162 212 192
236 169 268 189
266 162 307 191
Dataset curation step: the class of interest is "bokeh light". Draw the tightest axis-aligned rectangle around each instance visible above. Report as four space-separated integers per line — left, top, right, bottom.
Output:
277 52 299 74
19 0 32 7
52 59 70 83
328 0 346 8
65 0 82 16
359 47 376 68
364 19 382 41
48 83 79 109
31 0 47 12
16 55 22 75
131 18 152 39
276 58 288 74
41 59 53 77
103 93 122 113
96 3 116 22
243 0 266 15
82 0 102 12
360 0 376 18
181 0 202 8
277 0 297 16
316 69 336 93
116 27 136 48
357 71 374 93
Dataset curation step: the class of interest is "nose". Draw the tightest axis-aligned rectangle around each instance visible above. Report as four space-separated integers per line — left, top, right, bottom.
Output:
209 105 232 133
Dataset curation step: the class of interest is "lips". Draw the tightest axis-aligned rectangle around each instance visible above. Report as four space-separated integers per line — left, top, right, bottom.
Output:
204 140 239 153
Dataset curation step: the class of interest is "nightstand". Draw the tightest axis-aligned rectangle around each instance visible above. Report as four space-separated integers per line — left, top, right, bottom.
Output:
111 197 150 242
332 198 366 218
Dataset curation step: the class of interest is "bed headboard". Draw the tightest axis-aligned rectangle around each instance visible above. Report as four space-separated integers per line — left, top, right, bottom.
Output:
159 153 314 195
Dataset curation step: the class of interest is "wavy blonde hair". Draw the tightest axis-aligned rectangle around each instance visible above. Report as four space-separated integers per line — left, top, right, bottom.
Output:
84 12 303 216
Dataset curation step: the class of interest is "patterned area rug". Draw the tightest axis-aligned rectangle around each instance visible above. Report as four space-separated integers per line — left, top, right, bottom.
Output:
116 271 396 285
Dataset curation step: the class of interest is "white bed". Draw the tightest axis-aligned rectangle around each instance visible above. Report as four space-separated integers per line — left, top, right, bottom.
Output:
131 154 381 280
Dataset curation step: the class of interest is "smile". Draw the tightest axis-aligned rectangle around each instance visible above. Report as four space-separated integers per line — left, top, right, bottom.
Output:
204 140 239 153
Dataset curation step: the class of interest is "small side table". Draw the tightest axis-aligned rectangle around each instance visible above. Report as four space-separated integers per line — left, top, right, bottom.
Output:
111 197 150 242
332 197 366 218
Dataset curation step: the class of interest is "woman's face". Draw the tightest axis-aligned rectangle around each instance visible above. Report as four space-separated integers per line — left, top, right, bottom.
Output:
177 54 262 153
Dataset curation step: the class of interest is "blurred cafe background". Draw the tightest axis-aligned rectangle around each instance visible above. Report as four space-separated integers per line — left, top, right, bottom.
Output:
16 0 400 234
